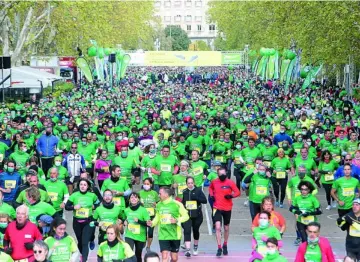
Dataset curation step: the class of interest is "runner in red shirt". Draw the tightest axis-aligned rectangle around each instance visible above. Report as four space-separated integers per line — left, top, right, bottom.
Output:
209 167 240 257
4 205 42 262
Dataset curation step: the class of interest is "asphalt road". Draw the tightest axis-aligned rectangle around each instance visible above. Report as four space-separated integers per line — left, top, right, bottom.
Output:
63 183 348 262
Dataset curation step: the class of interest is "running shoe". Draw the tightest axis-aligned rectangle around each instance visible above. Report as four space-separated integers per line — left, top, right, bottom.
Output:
222 245 228 255
275 201 279 207
244 199 249 207
185 250 191 258
216 248 222 257
279 203 284 208
193 246 198 256
294 238 301 246
326 205 331 210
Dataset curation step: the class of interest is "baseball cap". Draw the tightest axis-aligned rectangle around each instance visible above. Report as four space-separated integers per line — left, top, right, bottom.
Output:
213 160 222 166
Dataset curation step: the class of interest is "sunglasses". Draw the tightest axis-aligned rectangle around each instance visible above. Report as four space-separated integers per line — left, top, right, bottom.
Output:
34 250 43 254
300 188 309 191
71 147 77 149
345 159 352 161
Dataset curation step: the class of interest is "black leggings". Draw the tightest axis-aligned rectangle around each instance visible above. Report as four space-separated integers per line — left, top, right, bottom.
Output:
233 168 245 190
270 176 288 203
125 237 145 262
347 247 360 261
296 222 307 243
147 220 154 238
98 230 106 245
182 215 203 242
322 183 334 205
73 219 95 262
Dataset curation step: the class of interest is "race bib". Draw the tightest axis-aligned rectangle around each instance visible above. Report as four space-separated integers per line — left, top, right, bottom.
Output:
146 208 155 216
192 167 203 176
101 221 113 229
324 173 334 182
160 214 172 224
301 215 314 225
215 156 224 162
5 180 16 189
349 224 360 237
128 223 140 234
234 157 241 164
278 142 283 148
295 191 301 197
113 197 123 206
294 148 301 154
343 188 355 197
276 171 286 179
257 245 267 256
85 160 90 167
48 192 58 201
160 164 171 172
178 185 187 194
334 156 341 162
246 164 255 170
186 201 197 210
256 186 267 195
263 161 271 168
75 208 90 218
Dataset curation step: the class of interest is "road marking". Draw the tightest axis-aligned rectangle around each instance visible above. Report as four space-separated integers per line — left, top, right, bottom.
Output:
327 214 339 220
203 203 213 236
230 218 249 221
232 234 345 239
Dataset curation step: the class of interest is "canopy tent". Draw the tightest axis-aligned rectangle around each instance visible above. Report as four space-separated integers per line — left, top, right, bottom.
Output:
0 66 63 93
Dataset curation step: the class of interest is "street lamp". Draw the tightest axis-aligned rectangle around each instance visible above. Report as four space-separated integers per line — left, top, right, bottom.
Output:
154 38 161 51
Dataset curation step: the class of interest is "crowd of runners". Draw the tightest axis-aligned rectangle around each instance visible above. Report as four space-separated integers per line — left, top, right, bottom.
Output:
0 66 359 262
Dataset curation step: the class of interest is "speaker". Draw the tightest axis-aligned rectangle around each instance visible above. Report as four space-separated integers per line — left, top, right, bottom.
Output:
109 54 116 63
0 57 11 69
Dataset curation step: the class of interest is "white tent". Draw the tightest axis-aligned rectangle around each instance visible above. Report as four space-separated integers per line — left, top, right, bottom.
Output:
0 66 63 93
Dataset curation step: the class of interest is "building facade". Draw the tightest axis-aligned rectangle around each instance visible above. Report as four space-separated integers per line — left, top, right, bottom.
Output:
154 0 217 48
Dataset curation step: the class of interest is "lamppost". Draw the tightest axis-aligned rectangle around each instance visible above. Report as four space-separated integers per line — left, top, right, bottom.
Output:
244 44 249 78
154 38 161 51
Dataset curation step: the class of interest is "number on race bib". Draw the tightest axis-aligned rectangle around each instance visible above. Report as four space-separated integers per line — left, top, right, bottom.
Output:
192 167 203 176
343 188 355 197
48 192 58 201
186 201 197 210
215 156 224 162
75 208 90 218
128 223 140 234
178 185 187 194
301 216 314 225
276 171 286 179
4 180 16 189
324 173 334 182
160 164 171 172
256 186 267 195
160 214 172 224
146 208 155 216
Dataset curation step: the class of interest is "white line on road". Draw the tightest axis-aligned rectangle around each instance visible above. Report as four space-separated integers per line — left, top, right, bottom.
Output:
203 203 213 236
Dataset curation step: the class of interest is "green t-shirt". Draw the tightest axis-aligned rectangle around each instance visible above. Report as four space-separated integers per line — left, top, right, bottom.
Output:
0 202 16 219
139 189 159 217
248 174 271 203
93 204 123 233
271 157 291 179
207 171 218 182
140 155 158 184
97 240 134 261
16 188 50 205
101 178 130 208
44 180 69 211
68 191 98 219
152 155 178 186
292 194 320 224
262 252 288 262
28 201 56 224
112 156 137 184
172 174 187 199
190 160 209 187
287 176 317 200
45 235 78 262
332 177 360 210
318 160 338 184
253 226 281 257
293 158 317 175
241 147 262 170
9 151 30 176
304 243 322 262
46 166 69 181
128 147 143 165
124 205 150 242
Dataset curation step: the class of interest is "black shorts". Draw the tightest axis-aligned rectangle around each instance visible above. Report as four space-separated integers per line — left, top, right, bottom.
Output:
159 240 181 253
213 209 232 225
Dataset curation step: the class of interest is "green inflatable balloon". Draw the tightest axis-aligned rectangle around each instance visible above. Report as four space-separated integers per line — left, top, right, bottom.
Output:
286 50 296 60
98 47 105 59
104 48 111 56
260 47 267 56
269 48 276 56
228 65 234 70
88 46 97 57
300 66 311 79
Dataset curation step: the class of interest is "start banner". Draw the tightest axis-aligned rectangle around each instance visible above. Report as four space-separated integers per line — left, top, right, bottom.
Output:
144 51 222 66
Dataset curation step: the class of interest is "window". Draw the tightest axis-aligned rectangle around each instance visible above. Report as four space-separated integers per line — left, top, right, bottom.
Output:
174 1 181 7
174 15 181 22
164 16 171 22
209 24 216 31
187 25 191 31
154 1 161 7
174 25 181 28
185 15 192 22
195 1 202 7
164 1 171 7
197 25 202 31
195 16 202 22
185 0 192 7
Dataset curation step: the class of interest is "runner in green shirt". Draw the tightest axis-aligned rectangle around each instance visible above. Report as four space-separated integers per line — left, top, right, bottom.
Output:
147 187 189 262
113 147 139 186
190 150 209 187
318 150 339 210
270 148 292 208
151 145 179 187
139 178 160 251
331 163 360 218
44 167 69 217
140 144 158 191
261 238 288 262
101 165 131 209
45 218 80 262
92 189 123 244
9 142 30 177
172 160 190 200
290 181 322 242
123 192 151 262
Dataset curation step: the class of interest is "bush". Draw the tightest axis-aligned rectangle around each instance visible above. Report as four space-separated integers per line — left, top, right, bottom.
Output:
44 82 75 97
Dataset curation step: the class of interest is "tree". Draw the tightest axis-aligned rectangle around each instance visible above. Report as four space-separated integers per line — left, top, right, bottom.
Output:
208 2 360 65
164 25 191 51
0 1 155 65
189 40 211 51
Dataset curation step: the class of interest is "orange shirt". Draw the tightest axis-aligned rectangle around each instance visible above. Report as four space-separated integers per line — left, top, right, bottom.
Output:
252 210 285 231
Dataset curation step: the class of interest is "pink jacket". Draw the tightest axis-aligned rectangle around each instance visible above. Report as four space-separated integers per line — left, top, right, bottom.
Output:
294 237 335 262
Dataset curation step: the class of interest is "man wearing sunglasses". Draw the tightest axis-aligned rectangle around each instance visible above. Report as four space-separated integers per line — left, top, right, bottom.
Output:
334 154 360 180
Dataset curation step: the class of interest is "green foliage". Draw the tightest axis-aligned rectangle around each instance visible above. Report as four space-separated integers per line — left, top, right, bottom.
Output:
213 36 227 51
164 25 191 51
44 82 74 97
208 2 360 65
190 40 211 51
